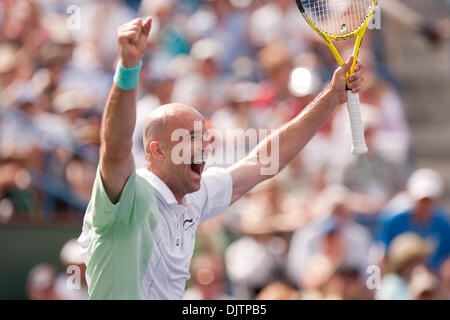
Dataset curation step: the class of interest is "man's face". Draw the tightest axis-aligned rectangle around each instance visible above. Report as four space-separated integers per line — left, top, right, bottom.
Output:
162 111 213 197
414 197 435 221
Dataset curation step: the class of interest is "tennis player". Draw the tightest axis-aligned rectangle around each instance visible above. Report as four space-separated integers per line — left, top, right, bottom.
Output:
78 17 363 299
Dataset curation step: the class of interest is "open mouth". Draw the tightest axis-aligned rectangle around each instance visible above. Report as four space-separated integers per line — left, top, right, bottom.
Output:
190 162 205 177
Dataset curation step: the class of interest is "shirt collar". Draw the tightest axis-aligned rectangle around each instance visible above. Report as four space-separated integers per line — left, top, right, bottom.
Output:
137 168 180 206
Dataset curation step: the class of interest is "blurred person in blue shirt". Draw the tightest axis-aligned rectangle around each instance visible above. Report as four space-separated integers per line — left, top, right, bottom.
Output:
378 168 450 270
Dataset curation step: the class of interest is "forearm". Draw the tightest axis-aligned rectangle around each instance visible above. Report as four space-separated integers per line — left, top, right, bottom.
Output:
98 82 137 203
229 87 339 204
96 17 152 203
100 82 137 161
100 16 151 162
229 57 362 205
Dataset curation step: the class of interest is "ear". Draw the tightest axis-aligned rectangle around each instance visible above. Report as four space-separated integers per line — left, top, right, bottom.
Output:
149 141 165 160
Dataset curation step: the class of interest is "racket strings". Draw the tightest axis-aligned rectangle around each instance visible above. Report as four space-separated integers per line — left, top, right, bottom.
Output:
303 0 373 36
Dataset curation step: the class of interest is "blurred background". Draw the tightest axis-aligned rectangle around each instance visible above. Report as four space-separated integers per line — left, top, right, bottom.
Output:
0 0 449 300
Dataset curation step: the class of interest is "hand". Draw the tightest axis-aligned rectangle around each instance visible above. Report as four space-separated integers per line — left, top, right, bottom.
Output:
329 56 363 105
117 17 152 68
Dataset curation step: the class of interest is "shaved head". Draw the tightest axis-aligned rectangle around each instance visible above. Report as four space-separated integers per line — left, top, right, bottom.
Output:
143 103 204 152
140 103 214 203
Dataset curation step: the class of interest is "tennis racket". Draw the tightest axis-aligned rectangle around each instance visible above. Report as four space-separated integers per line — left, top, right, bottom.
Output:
295 0 377 155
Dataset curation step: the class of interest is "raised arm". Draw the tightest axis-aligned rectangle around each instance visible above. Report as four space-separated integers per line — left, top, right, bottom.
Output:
99 17 152 203
228 57 363 205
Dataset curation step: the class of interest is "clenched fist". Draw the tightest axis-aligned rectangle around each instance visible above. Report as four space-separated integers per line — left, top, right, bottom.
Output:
117 17 152 68
329 56 363 105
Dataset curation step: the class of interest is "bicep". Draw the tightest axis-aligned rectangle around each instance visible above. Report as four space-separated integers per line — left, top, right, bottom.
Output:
197 167 233 223
99 152 135 204
228 157 268 205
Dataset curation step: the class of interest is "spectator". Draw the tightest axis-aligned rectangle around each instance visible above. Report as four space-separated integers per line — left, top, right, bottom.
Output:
55 238 88 300
26 263 61 300
256 281 299 300
440 258 450 299
298 254 335 299
378 168 450 270
239 178 304 235
0 158 34 222
184 252 232 300
288 184 372 286
0 44 18 90
225 233 286 299
340 105 405 214
408 266 442 300
356 49 411 166
324 265 371 300
376 232 433 300
171 37 225 116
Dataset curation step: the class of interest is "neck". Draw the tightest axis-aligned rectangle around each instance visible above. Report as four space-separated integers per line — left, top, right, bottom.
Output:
146 164 185 204
413 209 431 224
170 187 185 204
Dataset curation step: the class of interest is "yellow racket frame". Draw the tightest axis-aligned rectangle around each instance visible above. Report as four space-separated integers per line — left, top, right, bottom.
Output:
297 0 378 81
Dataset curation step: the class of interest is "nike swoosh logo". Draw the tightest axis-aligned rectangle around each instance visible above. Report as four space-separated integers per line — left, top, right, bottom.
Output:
183 218 194 230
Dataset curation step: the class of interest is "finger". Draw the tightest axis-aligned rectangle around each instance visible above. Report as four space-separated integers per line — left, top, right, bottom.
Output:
125 19 142 43
122 27 141 44
342 56 354 74
352 86 361 93
129 17 143 27
142 16 152 38
119 18 142 31
353 61 362 72
134 31 140 43
348 76 362 86
118 31 140 44
119 30 139 38
117 26 141 43
348 72 362 82
348 79 362 90
119 24 142 32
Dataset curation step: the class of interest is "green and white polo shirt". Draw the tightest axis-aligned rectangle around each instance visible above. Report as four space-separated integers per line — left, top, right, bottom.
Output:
77 166 232 299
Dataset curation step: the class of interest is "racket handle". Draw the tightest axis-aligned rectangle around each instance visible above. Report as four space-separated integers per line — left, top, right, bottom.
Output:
346 90 368 155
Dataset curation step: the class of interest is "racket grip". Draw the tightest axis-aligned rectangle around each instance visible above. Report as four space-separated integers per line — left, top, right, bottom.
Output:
346 90 368 155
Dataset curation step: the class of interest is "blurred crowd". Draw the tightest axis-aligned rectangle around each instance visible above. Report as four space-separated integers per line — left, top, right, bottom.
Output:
0 0 449 300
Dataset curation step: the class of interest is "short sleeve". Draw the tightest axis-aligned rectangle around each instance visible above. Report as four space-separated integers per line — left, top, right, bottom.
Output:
378 215 394 248
198 167 233 223
88 167 136 230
